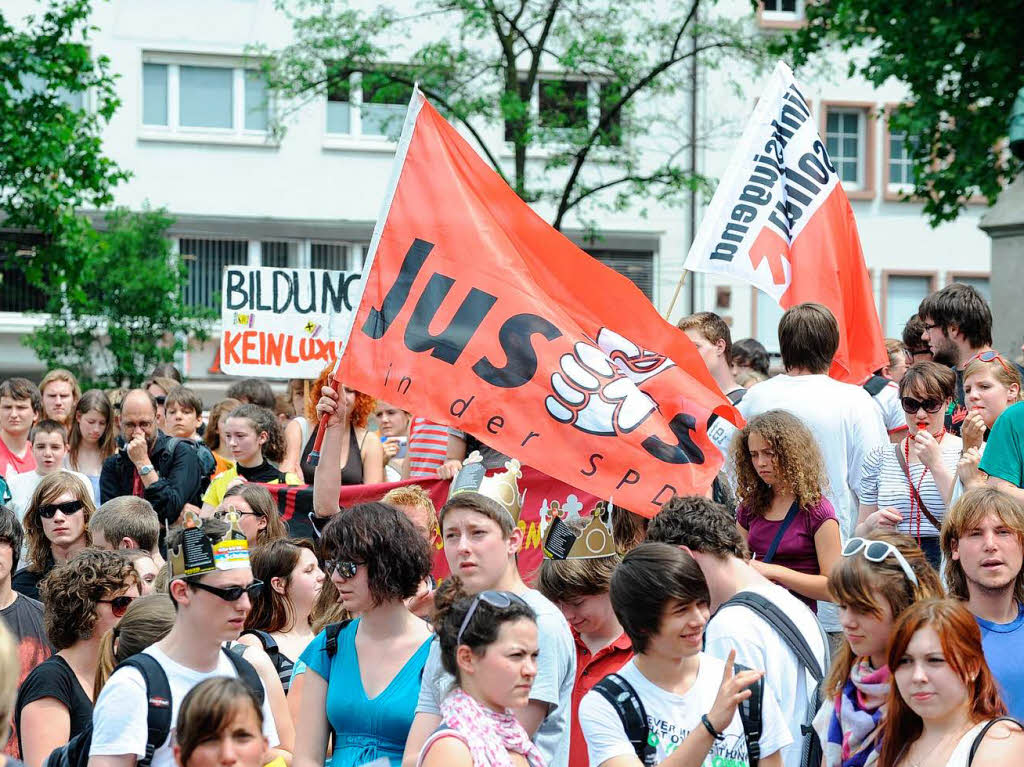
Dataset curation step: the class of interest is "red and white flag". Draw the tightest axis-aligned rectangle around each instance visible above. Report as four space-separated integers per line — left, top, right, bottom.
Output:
684 62 887 383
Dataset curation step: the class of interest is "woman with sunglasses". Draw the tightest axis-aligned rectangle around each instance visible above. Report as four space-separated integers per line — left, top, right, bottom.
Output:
956 351 1024 491
293 502 433 767
877 599 1024 767
217 484 288 547
856 361 962 569
418 577 542 767
813 531 941 767
14 549 139 767
12 471 94 602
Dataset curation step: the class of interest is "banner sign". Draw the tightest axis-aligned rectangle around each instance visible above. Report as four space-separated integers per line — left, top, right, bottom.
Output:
268 466 603 579
220 266 362 378
683 62 887 383
332 90 742 518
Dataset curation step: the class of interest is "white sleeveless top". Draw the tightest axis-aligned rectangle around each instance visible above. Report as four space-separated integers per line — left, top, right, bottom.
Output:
945 720 999 766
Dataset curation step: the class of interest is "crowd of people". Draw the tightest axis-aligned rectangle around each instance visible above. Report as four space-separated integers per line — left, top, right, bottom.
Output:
0 281 1023 767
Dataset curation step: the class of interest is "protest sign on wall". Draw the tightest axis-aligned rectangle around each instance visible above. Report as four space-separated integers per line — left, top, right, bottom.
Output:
220 266 362 378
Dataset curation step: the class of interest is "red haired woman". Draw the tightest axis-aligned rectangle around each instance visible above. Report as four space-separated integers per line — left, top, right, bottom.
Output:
878 599 1024 766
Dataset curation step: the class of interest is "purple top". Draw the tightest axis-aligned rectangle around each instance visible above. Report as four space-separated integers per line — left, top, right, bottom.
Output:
737 498 838 612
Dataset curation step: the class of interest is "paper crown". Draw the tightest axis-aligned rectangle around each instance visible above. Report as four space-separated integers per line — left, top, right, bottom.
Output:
540 497 617 560
168 509 250 581
448 451 524 525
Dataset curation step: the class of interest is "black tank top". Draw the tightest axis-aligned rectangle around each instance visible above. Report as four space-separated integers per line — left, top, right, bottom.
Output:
299 424 365 486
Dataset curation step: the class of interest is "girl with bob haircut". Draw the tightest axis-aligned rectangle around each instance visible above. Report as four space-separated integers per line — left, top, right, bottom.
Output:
217 483 288 547
731 409 841 611
202 404 302 509
957 352 1024 490
857 361 963 568
174 677 270 767
15 549 140 767
239 538 324 692
94 593 175 693
878 599 1024 766
814 531 943 767
66 389 116 500
13 471 95 601
292 502 433 767
417 576 543 767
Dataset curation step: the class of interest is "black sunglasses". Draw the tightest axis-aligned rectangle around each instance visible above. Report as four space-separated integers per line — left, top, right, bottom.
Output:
901 396 945 414
98 595 136 618
324 560 362 579
154 395 167 406
38 500 85 519
190 579 264 602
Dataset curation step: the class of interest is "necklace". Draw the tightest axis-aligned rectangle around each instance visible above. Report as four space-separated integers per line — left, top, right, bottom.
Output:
904 721 972 767
902 430 945 541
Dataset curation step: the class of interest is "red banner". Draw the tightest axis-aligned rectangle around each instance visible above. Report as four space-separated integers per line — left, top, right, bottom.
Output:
335 91 741 517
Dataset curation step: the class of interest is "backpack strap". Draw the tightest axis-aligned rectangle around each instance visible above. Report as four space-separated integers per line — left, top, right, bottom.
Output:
734 663 763 766
761 501 801 565
863 374 890 396
968 717 1023 765
242 629 279 657
720 593 826 682
324 619 353 658
118 654 173 767
592 674 655 767
221 646 266 706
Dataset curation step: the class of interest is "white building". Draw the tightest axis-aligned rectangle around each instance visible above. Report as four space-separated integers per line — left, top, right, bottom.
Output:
0 0 994 390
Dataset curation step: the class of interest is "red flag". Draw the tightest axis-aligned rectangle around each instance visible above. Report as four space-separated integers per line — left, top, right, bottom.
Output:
684 62 887 383
335 91 741 517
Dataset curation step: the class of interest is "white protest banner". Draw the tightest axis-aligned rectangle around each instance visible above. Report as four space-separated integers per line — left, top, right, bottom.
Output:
220 266 362 378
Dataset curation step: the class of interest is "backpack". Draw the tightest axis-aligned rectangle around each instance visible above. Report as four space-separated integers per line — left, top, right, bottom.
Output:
44 648 264 767
162 437 217 496
718 592 830 767
593 665 764 766
862 374 890 397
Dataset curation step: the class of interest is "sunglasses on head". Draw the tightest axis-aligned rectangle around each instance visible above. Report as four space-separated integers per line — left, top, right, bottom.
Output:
154 395 167 406
456 590 528 646
190 579 264 602
970 350 1016 377
98 595 136 618
38 500 85 519
324 559 362 579
901 396 945 414
842 537 919 586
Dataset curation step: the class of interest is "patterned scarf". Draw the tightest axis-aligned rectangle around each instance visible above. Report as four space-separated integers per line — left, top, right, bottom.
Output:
813 658 890 767
439 688 545 767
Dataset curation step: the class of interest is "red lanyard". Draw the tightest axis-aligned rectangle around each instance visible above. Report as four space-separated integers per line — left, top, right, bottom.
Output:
903 430 944 541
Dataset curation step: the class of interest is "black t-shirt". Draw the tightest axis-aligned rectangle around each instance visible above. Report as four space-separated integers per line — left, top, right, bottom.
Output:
14 654 93 754
11 563 52 604
237 460 287 484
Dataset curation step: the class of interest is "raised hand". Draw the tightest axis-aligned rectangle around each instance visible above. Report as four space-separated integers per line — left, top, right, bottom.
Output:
706 649 764 734
316 385 349 430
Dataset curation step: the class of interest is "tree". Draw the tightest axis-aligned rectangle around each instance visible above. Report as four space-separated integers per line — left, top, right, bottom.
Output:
775 0 1024 227
255 0 770 231
23 208 214 388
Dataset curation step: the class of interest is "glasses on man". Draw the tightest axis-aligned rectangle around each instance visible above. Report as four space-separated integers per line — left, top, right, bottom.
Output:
923 322 941 331
456 590 528 645
323 560 362 579
842 537 919 586
122 420 154 431
190 579 264 602
900 396 945 414
38 500 85 519
97 595 136 618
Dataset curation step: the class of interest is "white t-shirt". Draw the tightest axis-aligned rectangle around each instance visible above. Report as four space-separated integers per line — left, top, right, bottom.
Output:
704 583 828 767
579 655 791 767
89 645 279 767
872 381 909 436
7 468 95 522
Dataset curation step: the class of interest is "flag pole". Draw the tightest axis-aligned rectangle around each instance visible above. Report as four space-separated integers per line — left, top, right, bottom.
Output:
663 269 690 321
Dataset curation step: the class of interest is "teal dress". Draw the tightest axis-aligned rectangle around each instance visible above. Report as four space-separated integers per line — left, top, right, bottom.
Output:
299 619 432 767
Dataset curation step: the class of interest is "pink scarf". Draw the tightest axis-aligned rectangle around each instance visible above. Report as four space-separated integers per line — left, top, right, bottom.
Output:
439 689 545 767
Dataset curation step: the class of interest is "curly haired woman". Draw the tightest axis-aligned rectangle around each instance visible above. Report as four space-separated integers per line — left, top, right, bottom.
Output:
296 365 382 486
731 408 842 612
14 549 139 767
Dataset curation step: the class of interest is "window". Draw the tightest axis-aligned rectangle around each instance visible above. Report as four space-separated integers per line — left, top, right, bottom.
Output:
180 238 248 309
16 72 85 111
325 70 412 140
884 274 934 338
311 243 367 271
754 289 785 354
888 131 915 186
539 79 588 130
826 110 864 186
141 58 270 139
950 275 991 302
505 77 623 146
586 250 654 301
759 0 805 26
261 241 290 268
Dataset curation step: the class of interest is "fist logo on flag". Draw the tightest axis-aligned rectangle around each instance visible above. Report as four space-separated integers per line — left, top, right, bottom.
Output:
544 328 674 437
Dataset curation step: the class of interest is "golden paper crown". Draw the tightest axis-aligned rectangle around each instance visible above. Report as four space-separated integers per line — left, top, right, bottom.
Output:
168 509 250 581
541 498 617 560
449 452 524 525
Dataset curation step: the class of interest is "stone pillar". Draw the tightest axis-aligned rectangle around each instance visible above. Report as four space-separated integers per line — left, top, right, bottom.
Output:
979 174 1024 357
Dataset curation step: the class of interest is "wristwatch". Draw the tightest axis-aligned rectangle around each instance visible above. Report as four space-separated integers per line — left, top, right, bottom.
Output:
139 465 155 476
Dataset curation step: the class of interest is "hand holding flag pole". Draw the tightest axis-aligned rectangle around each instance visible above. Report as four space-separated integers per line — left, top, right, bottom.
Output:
307 357 342 467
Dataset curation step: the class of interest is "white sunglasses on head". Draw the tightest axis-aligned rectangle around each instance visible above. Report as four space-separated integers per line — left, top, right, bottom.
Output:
842 537 919 587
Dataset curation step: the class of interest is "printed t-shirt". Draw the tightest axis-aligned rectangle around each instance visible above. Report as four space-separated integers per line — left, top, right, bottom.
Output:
416 588 576 767
579 655 791 767
976 602 1024 720
0 439 34 479
15 654 93 754
704 582 827 767
872 380 909 436
736 499 838 612
89 644 278 767
406 418 450 478
569 630 633 767
979 401 1024 488
3 594 52 759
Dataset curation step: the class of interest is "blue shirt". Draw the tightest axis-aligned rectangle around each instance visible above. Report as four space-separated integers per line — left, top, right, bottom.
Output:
976 602 1024 719
300 619 432 767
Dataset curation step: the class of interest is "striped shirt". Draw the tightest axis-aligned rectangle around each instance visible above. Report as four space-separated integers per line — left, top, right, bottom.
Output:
407 418 450 478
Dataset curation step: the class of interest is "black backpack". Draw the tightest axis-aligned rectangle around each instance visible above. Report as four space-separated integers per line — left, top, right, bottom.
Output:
718 592 829 767
162 437 217 496
862 374 890 396
45 648 264 767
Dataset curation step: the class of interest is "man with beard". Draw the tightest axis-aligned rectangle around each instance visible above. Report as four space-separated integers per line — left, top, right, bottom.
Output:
941 486 1024 718
918 283 1024 434
99 390 203 525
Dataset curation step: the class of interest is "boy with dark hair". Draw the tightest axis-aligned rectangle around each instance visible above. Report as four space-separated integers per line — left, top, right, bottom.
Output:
647 496 827 767
225 378 276 410
163 387 204 441
0 378 41 478
579 541 790 767
902 315 933 364
7 420 94 519
678 312 746 404
731 338 770 378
